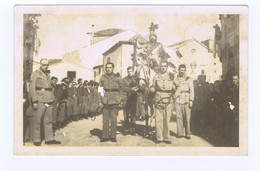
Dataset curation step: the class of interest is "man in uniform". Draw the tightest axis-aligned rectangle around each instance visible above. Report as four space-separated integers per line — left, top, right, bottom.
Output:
192 74 207 129
67 81 78 121
56 78 69 128
122 66 138 135
76 78 84 120
150 61 175 144
226 75 239 146
29 58 61 146
81 80 90 118
174 64 194 139
51 76 58 130
99 62 125 142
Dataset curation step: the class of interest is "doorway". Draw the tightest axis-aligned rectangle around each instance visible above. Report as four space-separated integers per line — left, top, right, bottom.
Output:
67 71 76 81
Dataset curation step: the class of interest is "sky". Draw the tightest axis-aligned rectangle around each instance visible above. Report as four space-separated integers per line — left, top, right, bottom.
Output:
35 6 220 60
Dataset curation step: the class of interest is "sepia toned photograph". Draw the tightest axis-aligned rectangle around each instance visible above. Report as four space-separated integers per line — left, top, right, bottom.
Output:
14 5 248 155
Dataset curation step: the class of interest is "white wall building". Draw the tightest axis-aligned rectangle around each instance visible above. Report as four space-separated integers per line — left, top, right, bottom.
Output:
103 41 134 78
169 38 222 83
33 30 138 82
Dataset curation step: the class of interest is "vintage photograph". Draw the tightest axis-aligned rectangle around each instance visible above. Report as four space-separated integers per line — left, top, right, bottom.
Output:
14 5 248 155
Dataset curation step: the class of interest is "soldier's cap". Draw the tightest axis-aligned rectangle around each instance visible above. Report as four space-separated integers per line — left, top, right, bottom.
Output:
88 80 94 86
61 77 69 85
94 82 99 86
40 58 49 65
178 64 186 70
60 81 67 86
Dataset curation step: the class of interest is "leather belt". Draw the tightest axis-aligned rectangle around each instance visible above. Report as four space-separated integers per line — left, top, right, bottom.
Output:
45 102 54 105
36 87 52 91
104 88 119 92
157 90 172 93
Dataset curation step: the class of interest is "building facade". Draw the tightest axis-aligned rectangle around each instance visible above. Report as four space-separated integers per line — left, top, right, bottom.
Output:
103 41 134 78
169 39 222 83
23 14 41 82
216 14 239 81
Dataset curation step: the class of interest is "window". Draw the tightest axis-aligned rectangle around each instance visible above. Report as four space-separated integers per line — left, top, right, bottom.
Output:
67 71 76 80
191 49 196 55
107 57 111 63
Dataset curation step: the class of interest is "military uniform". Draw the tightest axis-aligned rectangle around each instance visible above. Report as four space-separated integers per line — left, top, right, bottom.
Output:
192 79 206 128
56 83 68 127
29 69 55 143
152 72 175 142
81 87 90 117
212 80 225 136
205 82 215 128
67 86 78 120
136 83 148 118
174 75 194 138
89 87 101 115
52 84 59 128
76 84 84 118
226 82 239 146
99 73 124 140
122 75 138 131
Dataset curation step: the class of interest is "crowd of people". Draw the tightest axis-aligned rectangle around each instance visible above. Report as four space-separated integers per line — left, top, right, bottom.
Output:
191 74 239 146
23 58 239 147
23 59 102 145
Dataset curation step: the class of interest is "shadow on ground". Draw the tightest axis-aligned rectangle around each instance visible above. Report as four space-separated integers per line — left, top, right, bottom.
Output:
117 121 157 143
90 128 102 140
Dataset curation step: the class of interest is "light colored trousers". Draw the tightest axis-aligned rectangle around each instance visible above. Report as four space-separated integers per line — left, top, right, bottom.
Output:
176 103 191 137
33 102 54 143
155 104 172 141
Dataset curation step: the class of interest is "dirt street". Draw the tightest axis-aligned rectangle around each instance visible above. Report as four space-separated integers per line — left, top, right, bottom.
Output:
24 110 231 147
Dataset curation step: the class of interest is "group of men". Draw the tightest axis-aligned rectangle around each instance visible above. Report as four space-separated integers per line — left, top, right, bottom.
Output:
98 61 194 144
98 60 239 145
24 58 102 146
191 74 239 146
24 57 239 146
50 76 101 130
